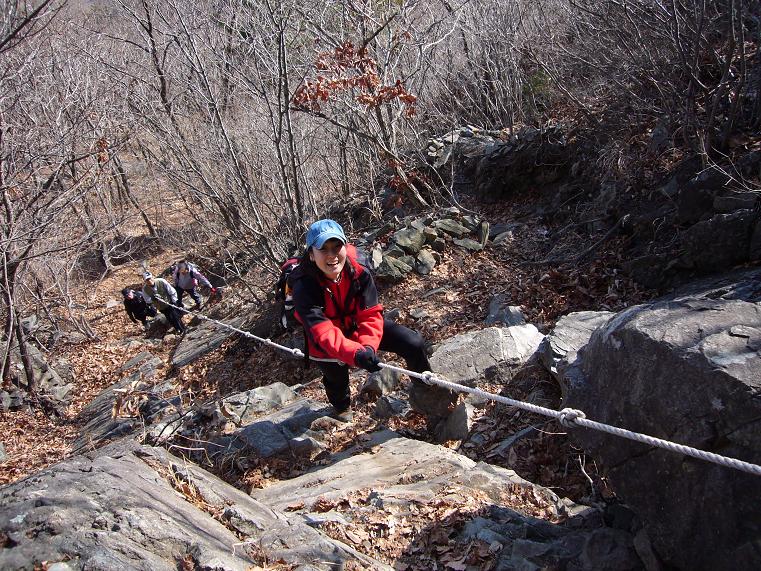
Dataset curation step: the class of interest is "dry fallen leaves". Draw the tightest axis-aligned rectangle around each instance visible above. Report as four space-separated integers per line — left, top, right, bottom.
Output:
1 195 644 567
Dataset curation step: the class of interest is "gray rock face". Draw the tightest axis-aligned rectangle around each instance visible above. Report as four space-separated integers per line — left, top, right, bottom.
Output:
408 377 459 420
680 209 758 271
218 382 298 425
410 325 544 432
430 326 544 386
254 431 557 514
415 248 437 275
537 311 613 393
453 237 483 252
0 441 385 570
465 126 569 201
431 237 447 252
11 340 73 412
433 218 471 238
484 295 527 326
360 367 401 397
435 401 475 441
565 291 761 570
461 511 642 571
492 230 514 245
71 351 170 452
72 370 144 452
252 431 643 571
392 226 426 254
216 398 329 458
373 395 411 419
120 351 159 372
172 315 248 368
375 255 413 282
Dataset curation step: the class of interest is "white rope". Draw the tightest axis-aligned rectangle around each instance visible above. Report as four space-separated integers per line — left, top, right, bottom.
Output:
159 298 761 477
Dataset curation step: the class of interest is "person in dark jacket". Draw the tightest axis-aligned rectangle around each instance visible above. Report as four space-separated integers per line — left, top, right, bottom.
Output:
122 287 157 330
290 219 432 422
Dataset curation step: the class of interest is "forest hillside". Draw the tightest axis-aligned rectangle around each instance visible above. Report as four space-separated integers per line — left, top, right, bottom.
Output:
1 1 760 570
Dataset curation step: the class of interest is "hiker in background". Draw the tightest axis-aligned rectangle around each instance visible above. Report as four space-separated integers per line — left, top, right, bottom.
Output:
289 219 432 422
173 259 216 311
121 287 157 330
142 272 186 334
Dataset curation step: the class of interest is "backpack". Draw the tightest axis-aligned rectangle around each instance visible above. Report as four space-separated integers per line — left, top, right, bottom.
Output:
275 257 301 330
173 262 198 284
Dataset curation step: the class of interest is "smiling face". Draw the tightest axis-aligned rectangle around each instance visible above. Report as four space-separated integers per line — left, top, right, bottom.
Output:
310 238 347 281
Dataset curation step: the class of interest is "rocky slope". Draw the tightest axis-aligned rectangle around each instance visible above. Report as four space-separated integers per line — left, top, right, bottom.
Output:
2 127 760 570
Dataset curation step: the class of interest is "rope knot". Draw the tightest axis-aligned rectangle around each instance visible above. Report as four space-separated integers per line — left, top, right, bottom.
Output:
420 371 435 385
558 408 586 428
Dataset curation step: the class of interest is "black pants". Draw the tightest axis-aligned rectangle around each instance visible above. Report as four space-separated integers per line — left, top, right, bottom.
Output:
316 319 431 412
137 305 156 325
176 286 202 307
160 305 185 333
133 305 157 324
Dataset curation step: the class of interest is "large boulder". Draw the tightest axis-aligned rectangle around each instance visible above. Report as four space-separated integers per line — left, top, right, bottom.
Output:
537 311 613 395
429 325 544 386
563 273 761 570
411 325 544 437
0 441 385 570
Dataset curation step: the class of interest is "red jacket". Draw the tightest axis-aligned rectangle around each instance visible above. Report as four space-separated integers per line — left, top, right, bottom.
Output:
291 245 383 366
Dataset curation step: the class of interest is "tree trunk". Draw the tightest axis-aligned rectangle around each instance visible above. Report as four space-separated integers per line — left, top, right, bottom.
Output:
0 255 16 387
113 154 157 237
13 307 35 394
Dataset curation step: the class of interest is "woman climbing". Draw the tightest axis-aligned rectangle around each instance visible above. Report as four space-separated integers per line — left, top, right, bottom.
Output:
290 219 433 422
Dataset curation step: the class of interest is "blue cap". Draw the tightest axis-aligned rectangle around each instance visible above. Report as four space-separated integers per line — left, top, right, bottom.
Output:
306 219 347 249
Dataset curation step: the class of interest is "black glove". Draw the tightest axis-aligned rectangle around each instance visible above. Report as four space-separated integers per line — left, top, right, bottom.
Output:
354 346 381 373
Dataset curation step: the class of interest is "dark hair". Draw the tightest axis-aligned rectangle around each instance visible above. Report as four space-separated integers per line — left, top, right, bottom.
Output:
121 287 131 297
299 246 320 278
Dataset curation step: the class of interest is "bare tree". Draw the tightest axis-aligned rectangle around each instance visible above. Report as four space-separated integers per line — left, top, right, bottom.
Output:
0 2 141 392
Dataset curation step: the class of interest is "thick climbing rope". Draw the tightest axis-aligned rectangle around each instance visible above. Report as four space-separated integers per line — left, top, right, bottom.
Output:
159 297 761 477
